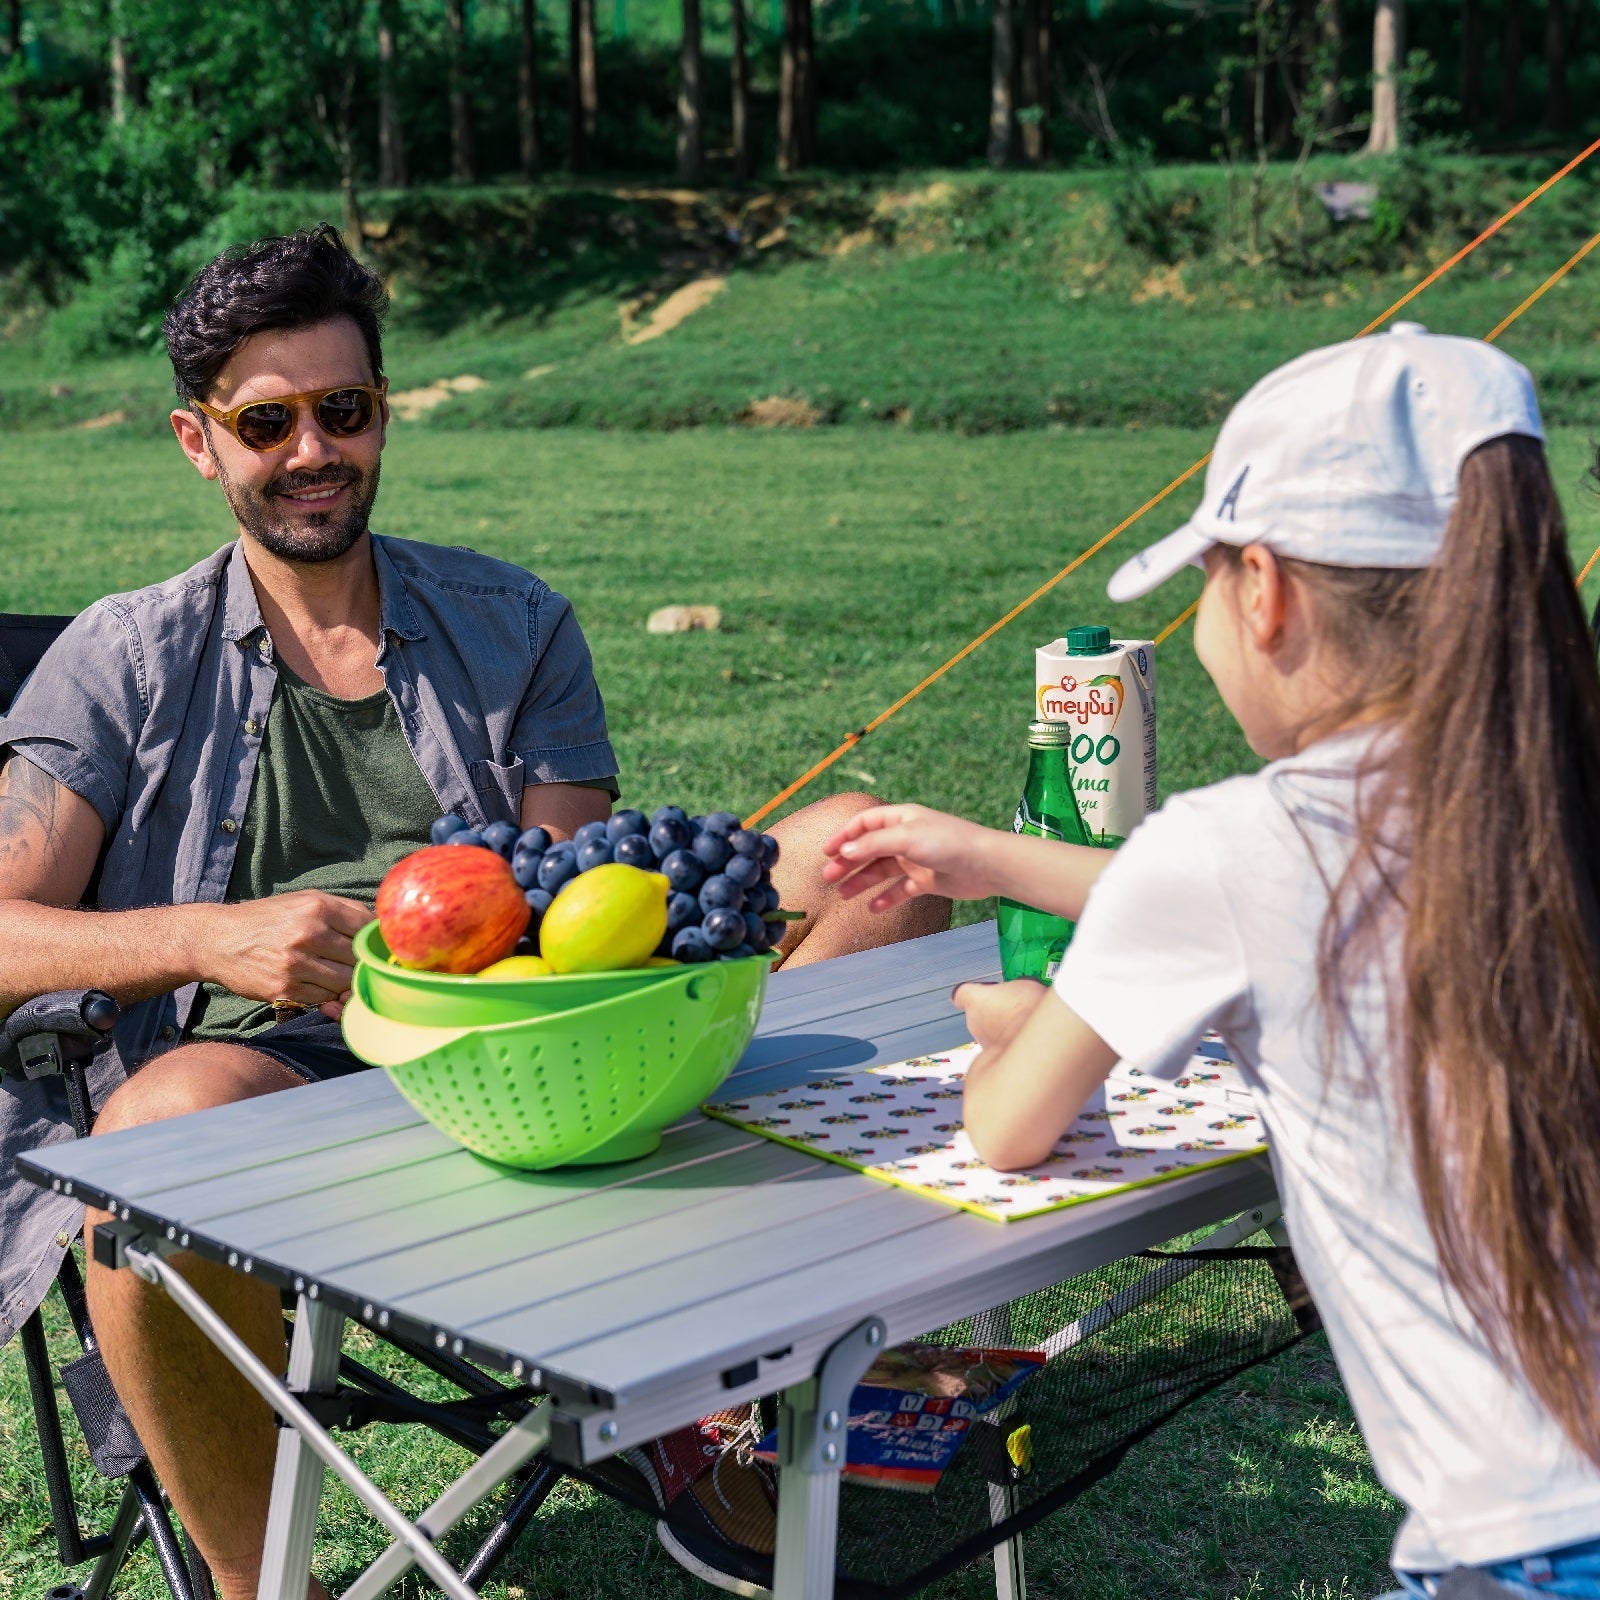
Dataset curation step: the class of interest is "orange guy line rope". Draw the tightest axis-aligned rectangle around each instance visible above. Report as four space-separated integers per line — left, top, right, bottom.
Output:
1352 136 1600 338
1577 539 1600 589
1483 228 1600 344
743 138 1600 830
1154 600 1200 646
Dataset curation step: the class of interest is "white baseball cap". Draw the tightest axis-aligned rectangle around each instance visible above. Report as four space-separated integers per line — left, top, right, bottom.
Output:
1106 323 1545 602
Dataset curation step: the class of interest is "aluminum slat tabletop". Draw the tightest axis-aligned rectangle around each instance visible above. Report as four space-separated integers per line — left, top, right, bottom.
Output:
18 923 1278 1598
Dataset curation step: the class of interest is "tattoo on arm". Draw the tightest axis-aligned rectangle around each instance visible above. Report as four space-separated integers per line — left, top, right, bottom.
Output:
0 756 65 871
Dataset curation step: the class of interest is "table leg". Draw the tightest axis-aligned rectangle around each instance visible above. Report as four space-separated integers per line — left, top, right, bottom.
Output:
772 1317 887 1600
259 1296 344 1600
774 1389 841 1600
972 1303 1026 1600
340 1402 552 1600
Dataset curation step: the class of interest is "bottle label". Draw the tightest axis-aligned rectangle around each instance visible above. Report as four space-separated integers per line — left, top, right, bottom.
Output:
1034 637 1157 845
1013 798 1070 842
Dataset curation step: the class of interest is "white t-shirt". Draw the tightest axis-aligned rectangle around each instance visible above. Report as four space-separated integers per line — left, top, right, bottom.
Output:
1053 730 1600 1573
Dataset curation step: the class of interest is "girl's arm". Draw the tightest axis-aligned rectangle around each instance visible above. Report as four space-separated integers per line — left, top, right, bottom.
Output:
822 803 1113 919
957 980 1118 1171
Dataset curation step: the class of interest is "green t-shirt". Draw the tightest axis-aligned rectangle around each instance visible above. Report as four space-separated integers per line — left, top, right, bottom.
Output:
187 661 442 1041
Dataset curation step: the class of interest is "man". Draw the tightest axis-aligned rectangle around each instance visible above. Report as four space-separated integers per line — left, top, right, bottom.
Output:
0 225 946 1599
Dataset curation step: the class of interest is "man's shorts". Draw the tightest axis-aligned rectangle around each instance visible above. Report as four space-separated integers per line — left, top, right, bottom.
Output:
247 1008 372 1083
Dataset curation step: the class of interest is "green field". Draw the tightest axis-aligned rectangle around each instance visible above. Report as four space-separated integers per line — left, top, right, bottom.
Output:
6 149 1600 1597
4 422 1600 1597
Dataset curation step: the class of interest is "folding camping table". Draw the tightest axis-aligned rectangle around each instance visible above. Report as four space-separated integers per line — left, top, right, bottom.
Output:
19 922 1279 1600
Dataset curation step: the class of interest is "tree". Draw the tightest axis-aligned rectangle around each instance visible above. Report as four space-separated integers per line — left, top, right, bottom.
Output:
109 0 130 128
1315 0 1344 134
568 0 598 170
1541 0 1567 131
987 0 1015 167
678 0 703 181
1458 0 1482 127
1018 0 1050 164
377 0 407 188
1497 0 1522 135
730 0 751 180
778 0 815 171
1361 0 1402 155
6 0 22 115
446 0 476 181
518 0 540 176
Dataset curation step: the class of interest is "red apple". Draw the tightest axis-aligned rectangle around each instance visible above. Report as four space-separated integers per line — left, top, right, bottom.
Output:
376 846 531 973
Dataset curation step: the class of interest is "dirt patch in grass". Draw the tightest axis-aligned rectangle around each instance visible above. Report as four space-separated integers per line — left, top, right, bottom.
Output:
621 276 727 345
740 395 823 428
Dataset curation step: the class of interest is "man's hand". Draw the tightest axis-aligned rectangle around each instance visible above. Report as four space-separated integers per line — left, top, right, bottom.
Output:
198 891 372 1014
953 978 1048 1055
821 804 1002 910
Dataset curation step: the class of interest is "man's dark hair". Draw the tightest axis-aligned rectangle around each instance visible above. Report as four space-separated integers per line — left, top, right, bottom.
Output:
163 224 387 402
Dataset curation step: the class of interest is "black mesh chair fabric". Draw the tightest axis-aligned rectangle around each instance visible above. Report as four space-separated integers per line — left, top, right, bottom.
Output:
59 1349 145 1478
0 614 72 714
593 1245 1316 1600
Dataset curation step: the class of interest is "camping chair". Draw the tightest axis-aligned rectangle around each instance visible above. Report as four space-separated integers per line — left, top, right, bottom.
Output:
0 612 563 1600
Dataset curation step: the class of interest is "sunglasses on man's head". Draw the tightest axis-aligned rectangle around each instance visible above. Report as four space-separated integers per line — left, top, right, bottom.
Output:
193 384 385 453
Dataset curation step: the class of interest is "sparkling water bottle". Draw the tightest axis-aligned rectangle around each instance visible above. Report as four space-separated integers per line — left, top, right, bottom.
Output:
996 721 1092 983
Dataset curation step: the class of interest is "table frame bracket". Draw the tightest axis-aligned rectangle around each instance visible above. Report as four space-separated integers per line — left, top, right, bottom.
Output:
778 1314 885 1476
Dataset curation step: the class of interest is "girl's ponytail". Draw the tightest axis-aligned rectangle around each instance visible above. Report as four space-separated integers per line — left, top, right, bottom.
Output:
1326 435 1600 1463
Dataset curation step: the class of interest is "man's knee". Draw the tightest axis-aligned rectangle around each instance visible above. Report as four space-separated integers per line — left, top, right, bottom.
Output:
767 790 880 866
94 1042 305 1137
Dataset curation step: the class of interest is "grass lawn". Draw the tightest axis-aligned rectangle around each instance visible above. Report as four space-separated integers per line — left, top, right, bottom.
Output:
4 423 1600 1596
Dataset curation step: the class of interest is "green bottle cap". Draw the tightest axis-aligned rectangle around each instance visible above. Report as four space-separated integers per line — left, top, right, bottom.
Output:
1026 720 1074 747
1065 624 1112 655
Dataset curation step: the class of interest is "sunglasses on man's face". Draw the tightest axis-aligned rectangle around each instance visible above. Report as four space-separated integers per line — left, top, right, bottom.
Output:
194 384 385 453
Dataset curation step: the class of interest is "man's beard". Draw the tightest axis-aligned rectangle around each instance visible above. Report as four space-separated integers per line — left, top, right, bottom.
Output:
215 455 381 564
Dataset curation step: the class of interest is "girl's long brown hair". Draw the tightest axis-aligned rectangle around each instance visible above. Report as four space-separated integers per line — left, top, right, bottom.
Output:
1292 434 1600 1464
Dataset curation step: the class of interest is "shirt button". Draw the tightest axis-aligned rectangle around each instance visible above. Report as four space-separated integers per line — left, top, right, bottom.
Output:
54 1231 71 1249
160 1025 177 1042
245 718 259 735
221 818 238 833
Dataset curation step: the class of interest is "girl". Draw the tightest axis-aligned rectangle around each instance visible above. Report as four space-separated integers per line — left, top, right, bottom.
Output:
822 326 1600 1599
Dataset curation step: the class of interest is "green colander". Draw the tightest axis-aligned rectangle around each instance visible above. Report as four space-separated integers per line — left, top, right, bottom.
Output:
352 921 684 1026
342 951 772 1168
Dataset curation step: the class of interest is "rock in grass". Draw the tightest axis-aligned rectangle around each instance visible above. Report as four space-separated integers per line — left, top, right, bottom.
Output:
647 605 723 635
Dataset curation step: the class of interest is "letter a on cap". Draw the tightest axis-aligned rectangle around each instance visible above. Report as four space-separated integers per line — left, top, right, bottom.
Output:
1216 465 1249 522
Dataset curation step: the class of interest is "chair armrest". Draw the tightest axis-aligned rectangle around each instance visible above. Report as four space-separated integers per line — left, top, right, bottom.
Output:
2 990 119 1081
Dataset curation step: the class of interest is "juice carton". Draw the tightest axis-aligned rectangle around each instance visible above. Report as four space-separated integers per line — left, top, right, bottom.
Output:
1034 625 1156 847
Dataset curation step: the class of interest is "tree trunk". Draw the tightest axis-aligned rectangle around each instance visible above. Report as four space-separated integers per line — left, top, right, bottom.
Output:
987 0 1015 168
518 0 540 175
1362 0 1402 155
677 0 703 180
778 0 815 171
579 0 598 143
446 0 477 181
1019 0 1050 164
567 0 585 169
378 0 407 187
6 0 22 115
730 0 750 179
1316 0 1344 134
1541 0 1567 131
1497 0 1522 135
1457 0 1482 127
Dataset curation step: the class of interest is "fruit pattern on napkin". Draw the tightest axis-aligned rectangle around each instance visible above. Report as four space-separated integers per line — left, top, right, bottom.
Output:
704 1034 1266 1223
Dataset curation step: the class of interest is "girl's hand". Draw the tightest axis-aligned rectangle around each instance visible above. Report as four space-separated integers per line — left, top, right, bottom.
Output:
821 804 1002 910
952 978 1048 1054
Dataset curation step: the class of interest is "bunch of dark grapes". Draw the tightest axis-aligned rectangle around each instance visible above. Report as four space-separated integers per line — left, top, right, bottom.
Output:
429 808 787 964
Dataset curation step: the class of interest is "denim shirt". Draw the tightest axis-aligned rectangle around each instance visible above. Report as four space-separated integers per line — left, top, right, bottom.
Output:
0 533 616 1346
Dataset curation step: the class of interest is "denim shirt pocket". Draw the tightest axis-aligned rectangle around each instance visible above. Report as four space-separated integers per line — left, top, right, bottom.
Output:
469 756 526 827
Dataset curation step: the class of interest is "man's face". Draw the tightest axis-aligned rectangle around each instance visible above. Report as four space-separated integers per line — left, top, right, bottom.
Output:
170 316 388 564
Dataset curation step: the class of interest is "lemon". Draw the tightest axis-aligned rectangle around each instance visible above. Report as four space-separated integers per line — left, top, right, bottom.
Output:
474 954 553 980
539 864 670 973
